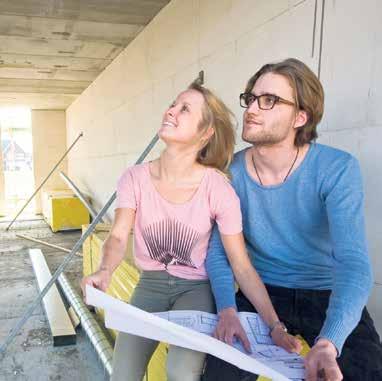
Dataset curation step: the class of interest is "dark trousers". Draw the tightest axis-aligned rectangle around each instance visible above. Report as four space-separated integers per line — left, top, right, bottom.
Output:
203 285 382 381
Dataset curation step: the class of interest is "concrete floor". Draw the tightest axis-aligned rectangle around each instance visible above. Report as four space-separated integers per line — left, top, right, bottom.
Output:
0 217 109 381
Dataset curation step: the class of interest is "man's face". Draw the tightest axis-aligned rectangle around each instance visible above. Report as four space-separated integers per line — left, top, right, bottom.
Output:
242 72 298 146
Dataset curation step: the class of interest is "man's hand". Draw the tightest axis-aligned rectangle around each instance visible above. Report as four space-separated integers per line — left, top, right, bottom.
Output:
305 338 343 381
213 307 252 353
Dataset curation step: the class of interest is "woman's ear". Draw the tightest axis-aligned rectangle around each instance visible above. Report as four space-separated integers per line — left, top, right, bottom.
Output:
294 110 309 129
201 126 215 142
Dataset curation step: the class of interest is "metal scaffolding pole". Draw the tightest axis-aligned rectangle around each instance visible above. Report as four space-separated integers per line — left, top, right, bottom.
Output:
0 134 159 356
59 171 101 221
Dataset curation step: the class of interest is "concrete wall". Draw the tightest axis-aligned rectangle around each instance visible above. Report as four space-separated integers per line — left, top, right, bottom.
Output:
317 0 382 335
32 110 69 213
66 0 382 334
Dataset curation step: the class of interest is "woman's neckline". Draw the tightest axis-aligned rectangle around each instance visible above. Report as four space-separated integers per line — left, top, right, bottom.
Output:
146 161 209 206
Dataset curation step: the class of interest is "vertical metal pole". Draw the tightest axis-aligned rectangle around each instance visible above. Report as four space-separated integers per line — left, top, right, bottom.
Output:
5 132 84 231
317 0 326 79
0 134 159 356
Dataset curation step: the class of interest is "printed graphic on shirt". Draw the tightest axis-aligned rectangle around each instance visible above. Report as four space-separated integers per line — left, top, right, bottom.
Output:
142 219 200 268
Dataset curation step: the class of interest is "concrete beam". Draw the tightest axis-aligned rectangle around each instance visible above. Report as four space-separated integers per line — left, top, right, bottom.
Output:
0 15 143 43
0 67 100 82
0 78 89 94
0 36 124 59
0 53 111 71
0 93 77 109
0 93 76 109
0 0 170 24
0 0 171 110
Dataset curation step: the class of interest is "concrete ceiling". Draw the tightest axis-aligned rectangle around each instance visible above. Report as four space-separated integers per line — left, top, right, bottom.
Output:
0 0 170 110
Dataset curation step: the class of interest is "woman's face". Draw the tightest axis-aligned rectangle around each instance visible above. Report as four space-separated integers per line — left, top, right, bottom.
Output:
159 89 206 146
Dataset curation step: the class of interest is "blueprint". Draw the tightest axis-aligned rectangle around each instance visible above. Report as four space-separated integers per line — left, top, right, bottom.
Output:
86 285 305 381
155 310 305 381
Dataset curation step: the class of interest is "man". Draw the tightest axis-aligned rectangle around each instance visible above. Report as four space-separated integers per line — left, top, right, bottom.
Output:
204 58 382 381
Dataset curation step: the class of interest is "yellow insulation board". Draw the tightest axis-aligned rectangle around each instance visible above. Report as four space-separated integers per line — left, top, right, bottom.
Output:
82 224 167 381
42 190 89 232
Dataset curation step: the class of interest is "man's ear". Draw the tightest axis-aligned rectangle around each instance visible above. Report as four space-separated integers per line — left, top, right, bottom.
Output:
294 110 309 129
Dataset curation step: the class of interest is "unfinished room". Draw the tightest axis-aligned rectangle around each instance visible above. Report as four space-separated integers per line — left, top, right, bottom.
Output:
0 1 381 380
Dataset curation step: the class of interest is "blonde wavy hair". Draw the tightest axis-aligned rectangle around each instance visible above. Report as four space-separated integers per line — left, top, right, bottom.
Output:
188 83 236 175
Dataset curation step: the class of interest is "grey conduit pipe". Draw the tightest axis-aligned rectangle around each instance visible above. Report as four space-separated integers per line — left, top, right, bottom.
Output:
57 273 113 376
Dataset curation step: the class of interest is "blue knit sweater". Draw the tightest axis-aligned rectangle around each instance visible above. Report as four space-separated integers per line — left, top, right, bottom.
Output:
206 143 373 354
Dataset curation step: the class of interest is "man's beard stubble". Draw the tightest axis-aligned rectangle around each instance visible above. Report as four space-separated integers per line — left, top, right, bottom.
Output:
241 126 287 147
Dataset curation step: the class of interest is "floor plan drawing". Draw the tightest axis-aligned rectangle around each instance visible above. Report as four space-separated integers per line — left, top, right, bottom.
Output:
86 285 305 381
155 310 305 380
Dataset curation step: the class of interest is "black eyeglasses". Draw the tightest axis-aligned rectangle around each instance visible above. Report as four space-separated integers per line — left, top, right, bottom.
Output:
239 92 295 110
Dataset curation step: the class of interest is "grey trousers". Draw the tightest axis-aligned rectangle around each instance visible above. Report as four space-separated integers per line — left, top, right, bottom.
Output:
111 271 215 381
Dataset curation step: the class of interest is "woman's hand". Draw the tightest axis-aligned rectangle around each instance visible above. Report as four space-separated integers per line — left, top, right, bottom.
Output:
80 208 135 302
271 324 302 353
80 268 112 301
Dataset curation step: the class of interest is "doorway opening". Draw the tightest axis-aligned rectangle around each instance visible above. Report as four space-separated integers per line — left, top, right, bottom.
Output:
0 107 35 218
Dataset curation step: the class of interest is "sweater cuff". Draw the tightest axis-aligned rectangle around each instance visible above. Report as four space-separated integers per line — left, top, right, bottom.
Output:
215 292 237 313
317 319 351 356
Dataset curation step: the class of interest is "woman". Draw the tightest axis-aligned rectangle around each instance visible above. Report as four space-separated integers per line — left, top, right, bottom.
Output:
81 83 301 381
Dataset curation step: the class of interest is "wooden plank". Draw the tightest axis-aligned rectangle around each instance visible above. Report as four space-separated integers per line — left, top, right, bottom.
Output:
29 249 76 346
16 233 82 256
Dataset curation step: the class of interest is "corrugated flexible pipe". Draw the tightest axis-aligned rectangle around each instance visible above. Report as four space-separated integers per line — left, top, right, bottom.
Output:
58 273 113 376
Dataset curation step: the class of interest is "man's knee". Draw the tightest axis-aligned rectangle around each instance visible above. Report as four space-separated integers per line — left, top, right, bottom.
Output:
338 308 382 380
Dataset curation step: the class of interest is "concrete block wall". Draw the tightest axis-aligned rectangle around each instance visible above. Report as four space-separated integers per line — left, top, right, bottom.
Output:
32 110 69 213
318 0 382 335
66 0 381 334
67 0 319 212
